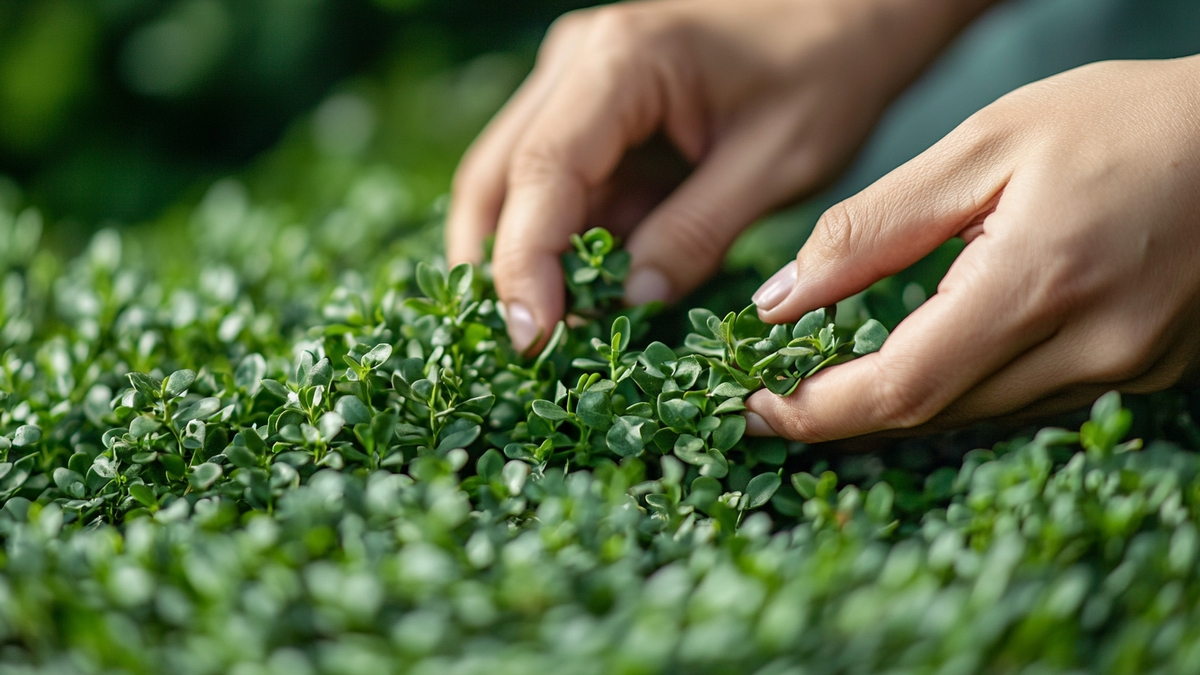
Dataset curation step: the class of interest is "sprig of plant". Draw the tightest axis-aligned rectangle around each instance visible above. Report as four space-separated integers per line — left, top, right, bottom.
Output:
563 227 632 316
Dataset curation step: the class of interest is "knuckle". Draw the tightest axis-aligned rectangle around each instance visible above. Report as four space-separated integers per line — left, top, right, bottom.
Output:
543 9 591 54
809 200 871 266
873 368 939 430
507 144 567 190
948 105 1019 160
1089 330 1160 383
652 204 732 268
588 6 645 47
767 402 824 443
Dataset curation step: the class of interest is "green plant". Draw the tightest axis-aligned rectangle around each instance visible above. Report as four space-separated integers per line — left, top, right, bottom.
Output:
2 170 1200 675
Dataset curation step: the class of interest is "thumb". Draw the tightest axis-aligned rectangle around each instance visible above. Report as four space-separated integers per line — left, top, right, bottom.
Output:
754 121 1014 324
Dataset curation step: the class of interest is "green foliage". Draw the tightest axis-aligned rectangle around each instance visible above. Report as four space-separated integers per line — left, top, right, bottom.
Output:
1 172 1200 675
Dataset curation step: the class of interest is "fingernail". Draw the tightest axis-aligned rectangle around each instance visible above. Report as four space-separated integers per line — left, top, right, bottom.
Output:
625 267 671 305
744 412 777 437
505 302 538 353
752 262 796 311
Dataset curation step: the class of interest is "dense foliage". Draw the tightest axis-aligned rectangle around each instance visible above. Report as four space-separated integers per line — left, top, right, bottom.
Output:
1 159 1200 675
3 8 1200 671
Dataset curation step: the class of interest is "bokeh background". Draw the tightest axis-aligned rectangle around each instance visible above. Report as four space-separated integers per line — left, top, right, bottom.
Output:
2 0 1200 301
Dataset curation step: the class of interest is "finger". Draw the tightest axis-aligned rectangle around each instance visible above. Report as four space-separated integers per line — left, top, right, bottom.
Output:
492 28 673 352
623 113 819 305
754 117 1015 324
932 308 1200 428
745 237 1060 442
445 14 589 266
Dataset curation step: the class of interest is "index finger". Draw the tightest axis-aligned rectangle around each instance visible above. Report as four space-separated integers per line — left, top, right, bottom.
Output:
491 19 669 352
746 235 1061 442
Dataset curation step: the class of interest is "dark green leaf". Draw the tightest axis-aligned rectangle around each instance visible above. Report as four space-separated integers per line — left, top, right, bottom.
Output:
712 416 746 452
744 473 781 509
577 391 612 431
531 399 569 422
659 398 699 429
12 425 41 447
128 484 157 508
189 463 222 490
791 472 818 499
606 416 646 457
416 262 447 303
852 319 889 355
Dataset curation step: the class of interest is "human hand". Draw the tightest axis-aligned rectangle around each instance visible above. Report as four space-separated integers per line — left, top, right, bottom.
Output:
447 0 991 352
746 57 1200 441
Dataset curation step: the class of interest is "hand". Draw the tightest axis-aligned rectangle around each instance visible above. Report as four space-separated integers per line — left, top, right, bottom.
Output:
746 57 1200 441
447 0 991 352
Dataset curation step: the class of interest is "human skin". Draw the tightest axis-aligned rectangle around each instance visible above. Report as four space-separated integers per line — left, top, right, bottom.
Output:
446 0 995 352
746 56 1200 441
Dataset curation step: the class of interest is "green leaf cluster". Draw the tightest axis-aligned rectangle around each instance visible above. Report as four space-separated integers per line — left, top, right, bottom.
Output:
1 167 1200 675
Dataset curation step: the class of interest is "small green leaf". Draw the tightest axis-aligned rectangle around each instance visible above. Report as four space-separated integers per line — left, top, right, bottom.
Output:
52 467 85 495
852 319 889 355
361 343 394 368
457 395 496 416
12 425 41 447
673 434 706 465
640 342 677 370
307 358 334 390
225 445 258 469
317 411 345 442
164 369 197 398
129 416 161 439
572 266 600 285
610 315 631 352
261 379 291 400
688 308 718 336
791 472 818 499
607 416 646 457
685 476 722 510
436 425 481 455
174 398 222 425
128 484 157 508
577 391 612 431
580 227 614 255
711 382 751 398
335 396 372 425
416 262 447 303
477 449 503 481
127 372 162 399
189 463 223 490
712 416 746 452
234 354 267 394
447 262 474 297
865 482 895 520
672 357 702 389
659 398 700 430
792 309 826 339
531 399 569 422
371 411 398 449
502 460 529 496
744 473 781 510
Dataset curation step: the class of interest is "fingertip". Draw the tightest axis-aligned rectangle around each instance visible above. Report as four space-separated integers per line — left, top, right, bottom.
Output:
625 267 672 305
744 411 777 437
504 302 539 354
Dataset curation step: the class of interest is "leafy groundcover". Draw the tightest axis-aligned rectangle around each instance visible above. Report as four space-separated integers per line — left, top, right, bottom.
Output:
2 173 1200 675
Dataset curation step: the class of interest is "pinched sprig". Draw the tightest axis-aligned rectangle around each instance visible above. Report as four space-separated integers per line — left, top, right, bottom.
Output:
562 227 632 316
685 304 889 396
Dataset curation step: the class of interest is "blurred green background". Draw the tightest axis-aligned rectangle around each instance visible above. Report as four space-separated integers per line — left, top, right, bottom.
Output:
2 0 1200 289
0 0 590 229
